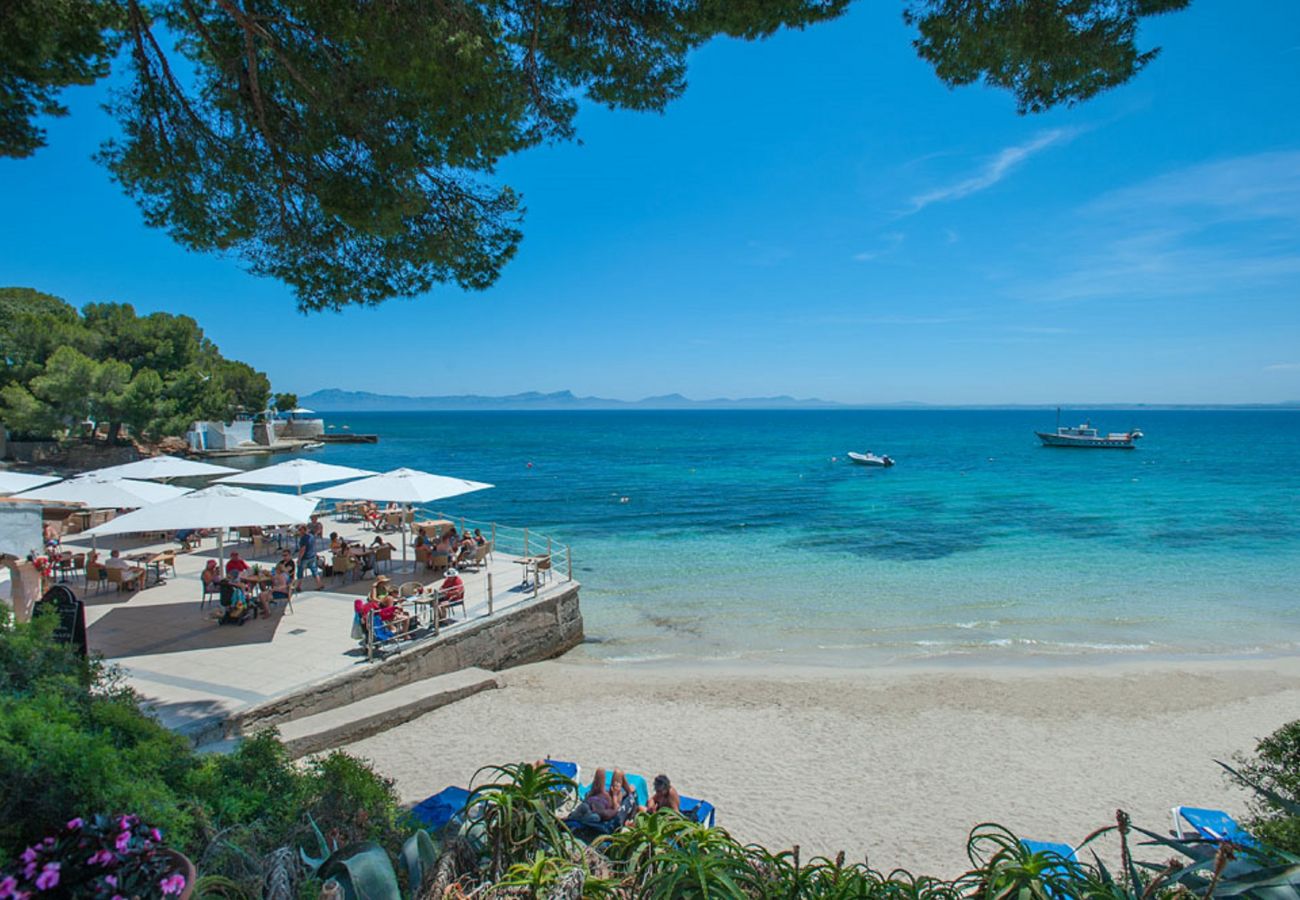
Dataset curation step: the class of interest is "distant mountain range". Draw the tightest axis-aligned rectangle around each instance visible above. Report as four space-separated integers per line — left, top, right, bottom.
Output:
298 389 1300 412
299 389 846 411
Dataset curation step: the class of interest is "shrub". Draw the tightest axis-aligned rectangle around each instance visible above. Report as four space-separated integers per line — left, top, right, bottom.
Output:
1235 718 1300 854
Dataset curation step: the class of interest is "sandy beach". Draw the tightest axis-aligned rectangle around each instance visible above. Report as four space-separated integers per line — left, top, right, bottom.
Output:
340 654 1300 877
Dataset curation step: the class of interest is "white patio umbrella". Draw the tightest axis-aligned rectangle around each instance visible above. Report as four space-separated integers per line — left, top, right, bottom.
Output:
81 485 318 567
16 476 192 508
308 467 493 567
84 455 239 481
213 459 377 494
0 471 61 496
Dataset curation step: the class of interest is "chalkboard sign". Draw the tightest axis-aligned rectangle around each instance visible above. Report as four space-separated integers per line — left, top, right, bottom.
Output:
35 584 87 658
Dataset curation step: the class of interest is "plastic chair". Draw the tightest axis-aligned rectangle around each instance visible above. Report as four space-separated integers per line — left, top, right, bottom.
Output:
200 578 221 610
85 562 108 594
1171 807 1259 847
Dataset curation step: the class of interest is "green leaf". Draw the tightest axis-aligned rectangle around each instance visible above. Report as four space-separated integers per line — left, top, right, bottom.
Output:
316 841 400 900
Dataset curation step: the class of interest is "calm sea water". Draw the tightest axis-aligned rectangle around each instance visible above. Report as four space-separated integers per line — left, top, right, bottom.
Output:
257 410 1300 665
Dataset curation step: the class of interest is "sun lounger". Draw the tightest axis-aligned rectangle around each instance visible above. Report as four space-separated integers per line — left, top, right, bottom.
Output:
679 796 716 827
1020 839 1078 862
544 759 581 785
1171 806 1259 847
411 786 472 833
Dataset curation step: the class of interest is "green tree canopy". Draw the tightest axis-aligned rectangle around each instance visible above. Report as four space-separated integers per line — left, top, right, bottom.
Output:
0 287 271 442
0 1 1189 312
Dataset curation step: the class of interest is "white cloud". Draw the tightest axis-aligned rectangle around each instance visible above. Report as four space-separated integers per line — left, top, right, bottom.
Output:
905 129 1076 214
852 232 905 262
1265 362 1300 372
1023 151 1300 303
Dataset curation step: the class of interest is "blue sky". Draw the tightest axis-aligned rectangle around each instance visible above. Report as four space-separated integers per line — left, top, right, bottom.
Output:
2 1 1298 404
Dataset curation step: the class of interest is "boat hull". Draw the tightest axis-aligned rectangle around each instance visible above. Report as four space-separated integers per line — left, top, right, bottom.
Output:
848 452 894 466
1035 432 1137 449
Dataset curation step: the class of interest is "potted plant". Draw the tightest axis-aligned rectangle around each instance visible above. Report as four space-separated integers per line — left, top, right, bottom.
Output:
0 815 194 899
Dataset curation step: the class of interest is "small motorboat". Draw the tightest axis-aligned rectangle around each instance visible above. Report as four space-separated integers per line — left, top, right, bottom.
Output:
848 451 894 467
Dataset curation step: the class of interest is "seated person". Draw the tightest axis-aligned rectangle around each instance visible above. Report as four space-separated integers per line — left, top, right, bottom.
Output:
473 528 486 546
201 559 221 593
645 774 680 815
413 527 431 548
225 552 250 577
438 568 465 605
569 768 629 827
434 532 455 556
358 577 412 635
371 535 392 549
455 534 477 564
329 532 343 553
270 563 294 604
105 550 143 588
279 548 295 569
175 528 197 550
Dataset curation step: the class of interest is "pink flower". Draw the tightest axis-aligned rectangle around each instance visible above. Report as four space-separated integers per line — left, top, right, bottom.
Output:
104 876 117 888
159 873 186 895
0 875 18 898
18 849 36 866
88 850 115 866
149 828 162 842
34 864 59 891
65 818 83 831
20 864 35 882
114 830 131 852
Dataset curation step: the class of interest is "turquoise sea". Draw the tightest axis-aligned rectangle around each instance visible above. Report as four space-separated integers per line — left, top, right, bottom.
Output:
275 410 1300 665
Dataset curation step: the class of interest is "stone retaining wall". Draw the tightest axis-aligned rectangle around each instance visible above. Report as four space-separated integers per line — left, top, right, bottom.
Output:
231 582 583 736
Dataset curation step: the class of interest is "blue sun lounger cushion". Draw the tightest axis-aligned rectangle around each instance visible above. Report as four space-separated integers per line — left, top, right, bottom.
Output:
679 796 716 828
544 759 580 784
1020 839 1078 863
411 786 472 832
1173 807 1259 847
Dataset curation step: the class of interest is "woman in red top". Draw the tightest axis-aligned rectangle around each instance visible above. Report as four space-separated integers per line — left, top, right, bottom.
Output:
437 568 464 622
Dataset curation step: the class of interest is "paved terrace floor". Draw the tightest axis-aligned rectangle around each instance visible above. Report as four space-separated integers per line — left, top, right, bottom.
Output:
59 517 570 736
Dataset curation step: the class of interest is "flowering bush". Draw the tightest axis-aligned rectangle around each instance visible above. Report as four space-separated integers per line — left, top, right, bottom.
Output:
0 815 185 899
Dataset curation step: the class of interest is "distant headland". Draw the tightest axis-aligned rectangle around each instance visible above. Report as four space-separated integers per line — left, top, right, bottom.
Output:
299 389 1300 412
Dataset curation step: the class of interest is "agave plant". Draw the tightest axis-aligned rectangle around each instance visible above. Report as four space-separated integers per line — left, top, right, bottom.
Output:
463 762 584 879
298 815 439 899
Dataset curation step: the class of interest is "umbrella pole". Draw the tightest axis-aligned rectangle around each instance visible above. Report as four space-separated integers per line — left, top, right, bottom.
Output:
402 504 409 573
218 531 225 571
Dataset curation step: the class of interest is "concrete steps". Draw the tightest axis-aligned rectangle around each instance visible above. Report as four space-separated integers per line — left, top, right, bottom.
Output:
272 667 500 757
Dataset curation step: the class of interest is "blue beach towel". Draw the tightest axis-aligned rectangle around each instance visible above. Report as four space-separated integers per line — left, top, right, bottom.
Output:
411 786 472 832
1175 807 1259 847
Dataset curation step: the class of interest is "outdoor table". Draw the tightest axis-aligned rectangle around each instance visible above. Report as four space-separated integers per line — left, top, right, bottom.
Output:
125 552 167 586
512 556 544 586
413 519 454 537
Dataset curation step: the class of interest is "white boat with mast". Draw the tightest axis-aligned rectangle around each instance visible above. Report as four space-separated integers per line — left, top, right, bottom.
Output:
1036 409 1142 449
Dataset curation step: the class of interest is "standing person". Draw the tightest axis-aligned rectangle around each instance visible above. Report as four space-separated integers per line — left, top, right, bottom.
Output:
296 524 323 590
